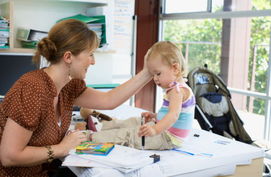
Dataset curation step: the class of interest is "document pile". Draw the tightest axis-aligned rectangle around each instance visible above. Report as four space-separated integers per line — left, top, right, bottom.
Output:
16 28 48 48
62 144 155 173
0 16 9 49
57 14 107 48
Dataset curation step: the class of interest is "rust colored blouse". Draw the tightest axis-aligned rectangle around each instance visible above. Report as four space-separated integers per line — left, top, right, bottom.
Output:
0 69 86 177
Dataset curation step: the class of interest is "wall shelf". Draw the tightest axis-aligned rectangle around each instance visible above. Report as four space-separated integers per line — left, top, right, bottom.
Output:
0 0 108 54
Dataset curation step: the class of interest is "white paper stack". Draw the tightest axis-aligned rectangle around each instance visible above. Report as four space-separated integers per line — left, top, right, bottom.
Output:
62 144 155 173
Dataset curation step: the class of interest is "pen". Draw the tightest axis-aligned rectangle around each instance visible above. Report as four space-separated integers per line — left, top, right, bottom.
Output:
141 115 145 150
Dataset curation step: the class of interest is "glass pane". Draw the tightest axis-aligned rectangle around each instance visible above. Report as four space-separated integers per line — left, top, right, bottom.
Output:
165 0 208 13
162 16 271 92
212 0 271 12
161 16 270 140
164 0 271 13
248 16 271 94
163 19 222 74
252 0 271 10
233 95 265 140
212 0 224 12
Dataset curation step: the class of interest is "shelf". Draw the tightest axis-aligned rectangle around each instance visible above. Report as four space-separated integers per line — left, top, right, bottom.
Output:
0 0 109 54
0 47 116 55
59 0 108 6
0 48 34 55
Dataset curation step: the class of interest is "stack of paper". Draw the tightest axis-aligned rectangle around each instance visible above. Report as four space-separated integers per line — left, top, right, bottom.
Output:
0 16 9 49
57 14 107 47
16 28 48 48
62 144 155 173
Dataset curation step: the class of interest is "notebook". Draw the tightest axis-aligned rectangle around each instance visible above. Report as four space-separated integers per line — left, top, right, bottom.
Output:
76 141 114 156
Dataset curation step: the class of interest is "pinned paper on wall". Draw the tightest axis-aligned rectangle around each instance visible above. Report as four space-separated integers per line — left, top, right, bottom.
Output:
113 0 135 54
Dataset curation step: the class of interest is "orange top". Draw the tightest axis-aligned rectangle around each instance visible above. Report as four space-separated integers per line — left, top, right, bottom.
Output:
0 69 86 177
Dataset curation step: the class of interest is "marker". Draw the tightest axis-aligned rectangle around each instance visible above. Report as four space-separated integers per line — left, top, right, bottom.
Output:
141 115 145 150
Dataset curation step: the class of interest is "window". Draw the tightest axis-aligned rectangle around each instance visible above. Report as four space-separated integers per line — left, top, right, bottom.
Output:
159 0 271 141
164 0 210 13
163 19 222 74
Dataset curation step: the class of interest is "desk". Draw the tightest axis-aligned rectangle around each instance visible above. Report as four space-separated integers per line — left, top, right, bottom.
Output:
220 158 263 177
66 105 264 177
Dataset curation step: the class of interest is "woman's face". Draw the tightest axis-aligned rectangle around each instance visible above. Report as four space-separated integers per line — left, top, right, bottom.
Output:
70 48 95 79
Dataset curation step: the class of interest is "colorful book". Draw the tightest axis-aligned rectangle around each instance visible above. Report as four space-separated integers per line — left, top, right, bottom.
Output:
75 141 114 156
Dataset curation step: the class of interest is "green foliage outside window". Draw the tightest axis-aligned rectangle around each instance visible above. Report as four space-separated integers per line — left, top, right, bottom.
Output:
163 1 271 115
163 19 222 74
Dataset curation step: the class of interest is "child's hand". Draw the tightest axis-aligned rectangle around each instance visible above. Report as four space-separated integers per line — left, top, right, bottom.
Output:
138 124 156 137
141 112 157 123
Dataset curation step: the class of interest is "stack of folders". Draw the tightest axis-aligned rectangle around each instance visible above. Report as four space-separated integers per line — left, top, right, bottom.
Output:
0 16 9 49
57 14 107 48
87 23 103 41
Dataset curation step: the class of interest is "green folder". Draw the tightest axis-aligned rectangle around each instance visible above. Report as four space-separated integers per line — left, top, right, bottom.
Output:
57 14 107 47
56 14 98 23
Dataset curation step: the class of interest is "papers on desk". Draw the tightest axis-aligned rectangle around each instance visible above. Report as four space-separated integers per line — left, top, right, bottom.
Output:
62 144 155 173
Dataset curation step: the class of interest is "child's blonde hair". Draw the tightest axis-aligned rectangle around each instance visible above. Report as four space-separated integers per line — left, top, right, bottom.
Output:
146 41 187 78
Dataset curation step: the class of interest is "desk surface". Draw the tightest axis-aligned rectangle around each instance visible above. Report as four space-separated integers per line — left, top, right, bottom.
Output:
220 158 263 177
66 105 264 177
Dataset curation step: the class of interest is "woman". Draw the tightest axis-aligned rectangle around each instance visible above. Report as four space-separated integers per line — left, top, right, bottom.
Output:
0 19 151 176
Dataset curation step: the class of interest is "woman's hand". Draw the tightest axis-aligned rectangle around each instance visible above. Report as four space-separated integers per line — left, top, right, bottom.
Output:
59 130 88 156
142 49 152 77
141 112 157 123
138 124 156 137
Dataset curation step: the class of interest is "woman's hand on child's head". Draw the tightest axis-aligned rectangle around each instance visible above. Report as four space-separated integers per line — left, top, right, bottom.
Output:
143 49 151 69
59 130 88 156
141 112 157 123
142 49 152 76
138 124 156 137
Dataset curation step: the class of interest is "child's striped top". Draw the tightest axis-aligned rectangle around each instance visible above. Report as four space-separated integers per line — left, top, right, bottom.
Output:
157 82 195 146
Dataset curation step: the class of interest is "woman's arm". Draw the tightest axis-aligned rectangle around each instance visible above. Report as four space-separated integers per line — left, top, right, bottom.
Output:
0 118 87 167
75 69 152 110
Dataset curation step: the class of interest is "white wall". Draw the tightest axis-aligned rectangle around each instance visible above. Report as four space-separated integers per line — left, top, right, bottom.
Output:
85 0 135 85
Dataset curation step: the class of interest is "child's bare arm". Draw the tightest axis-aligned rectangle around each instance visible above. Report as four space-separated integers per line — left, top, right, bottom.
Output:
153 89 183 134
139 88 185 136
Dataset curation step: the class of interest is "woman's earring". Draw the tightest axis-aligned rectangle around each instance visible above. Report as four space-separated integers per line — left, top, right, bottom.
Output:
68 63 72 79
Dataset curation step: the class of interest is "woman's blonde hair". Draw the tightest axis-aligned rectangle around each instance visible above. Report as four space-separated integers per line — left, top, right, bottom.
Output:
146 41 187 77
33 19 99 65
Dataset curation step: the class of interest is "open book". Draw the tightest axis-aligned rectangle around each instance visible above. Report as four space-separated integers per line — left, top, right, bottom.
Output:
76 141 114 156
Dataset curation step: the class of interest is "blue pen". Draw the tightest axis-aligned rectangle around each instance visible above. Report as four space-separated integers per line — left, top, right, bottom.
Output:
172 148 195 156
